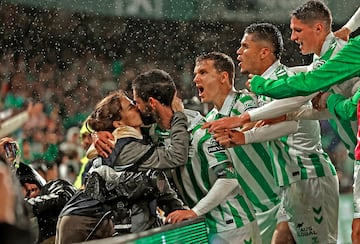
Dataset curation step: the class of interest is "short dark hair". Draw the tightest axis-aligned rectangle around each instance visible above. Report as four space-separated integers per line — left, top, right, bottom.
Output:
132 69 176 106
291 0 332 31
195 52 235 83
244 22 284 60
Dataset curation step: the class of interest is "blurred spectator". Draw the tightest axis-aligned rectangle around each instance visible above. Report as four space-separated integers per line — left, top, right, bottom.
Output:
30 158 59 182
58 150 80 184
59 126 82 157
73 121 92 189
20 138 33 164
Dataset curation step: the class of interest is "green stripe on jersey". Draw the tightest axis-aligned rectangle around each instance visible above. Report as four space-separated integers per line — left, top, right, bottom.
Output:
298 156 308 179
174 166 196 207
228 200 244 227
271 140 290 186
253 143 273 175
239 95 255 104
232 145 278 211
236 195 255 223
205 211 219 233
231 108 241 116
198 133 212 191
329 118 356 160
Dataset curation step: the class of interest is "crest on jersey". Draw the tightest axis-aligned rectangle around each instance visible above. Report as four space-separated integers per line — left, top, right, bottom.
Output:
243 100 257 111
312 59 326 69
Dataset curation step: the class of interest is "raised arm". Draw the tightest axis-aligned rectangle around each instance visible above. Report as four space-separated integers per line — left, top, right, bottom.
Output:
250 36 360 98
203 94 315 132
119 111 189 169
334 7 360 41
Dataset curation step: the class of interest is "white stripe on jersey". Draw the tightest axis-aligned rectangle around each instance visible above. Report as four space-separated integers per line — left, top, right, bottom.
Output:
206 90 281 213
261 61 336 186
174 126 256 233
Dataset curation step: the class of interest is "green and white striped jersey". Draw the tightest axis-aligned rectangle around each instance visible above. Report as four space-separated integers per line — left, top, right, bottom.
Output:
150 109 257 233
174 119 256 234
205 90 281 214
309 33 358 160
259 61 336 186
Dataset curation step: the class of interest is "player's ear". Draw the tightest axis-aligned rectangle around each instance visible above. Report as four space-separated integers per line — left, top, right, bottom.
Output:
220 71 229 84
314 22 323 33
260 47 271 59
148 97 157 110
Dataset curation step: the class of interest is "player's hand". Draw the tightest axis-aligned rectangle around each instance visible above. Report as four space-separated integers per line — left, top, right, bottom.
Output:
213 130 245 147
246 74 254 90
165 209 197 224
202 114 249 132
92 131 114 158
311 92 330 111
334 27 351 41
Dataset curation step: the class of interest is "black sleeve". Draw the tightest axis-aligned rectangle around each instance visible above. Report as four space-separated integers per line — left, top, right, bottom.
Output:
26 179 77 217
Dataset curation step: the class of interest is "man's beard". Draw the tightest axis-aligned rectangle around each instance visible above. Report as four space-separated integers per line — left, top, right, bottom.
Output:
140 111 156 125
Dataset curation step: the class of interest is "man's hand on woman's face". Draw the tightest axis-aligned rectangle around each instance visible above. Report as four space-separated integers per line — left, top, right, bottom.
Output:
171 92 184 113
92 131 114 158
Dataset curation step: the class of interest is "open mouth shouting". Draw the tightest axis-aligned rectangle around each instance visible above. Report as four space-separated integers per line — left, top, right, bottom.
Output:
197 85 204 99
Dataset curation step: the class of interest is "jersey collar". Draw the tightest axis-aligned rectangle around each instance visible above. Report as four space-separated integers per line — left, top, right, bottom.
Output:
261 60 281 79
217 89 238 117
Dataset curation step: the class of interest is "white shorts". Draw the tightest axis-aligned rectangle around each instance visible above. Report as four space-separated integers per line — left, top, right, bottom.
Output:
354 161 360 218
256 203 281 244
278 176 339 244
208 220 261 244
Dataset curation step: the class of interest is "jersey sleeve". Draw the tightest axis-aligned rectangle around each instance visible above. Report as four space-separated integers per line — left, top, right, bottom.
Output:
248 94 316 121
191 178 238 216
244 121 299 144
0 110 29 138
344 7 360 32
326 90 359 121
286 107 331 120
250 36 360 98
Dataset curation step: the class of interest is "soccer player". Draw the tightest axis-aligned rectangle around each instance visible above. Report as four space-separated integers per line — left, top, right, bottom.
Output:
205 22 338 243
166 111 261 243
208 0 359 188
248 3 360 98
178 52 292 243
249 35 360 98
